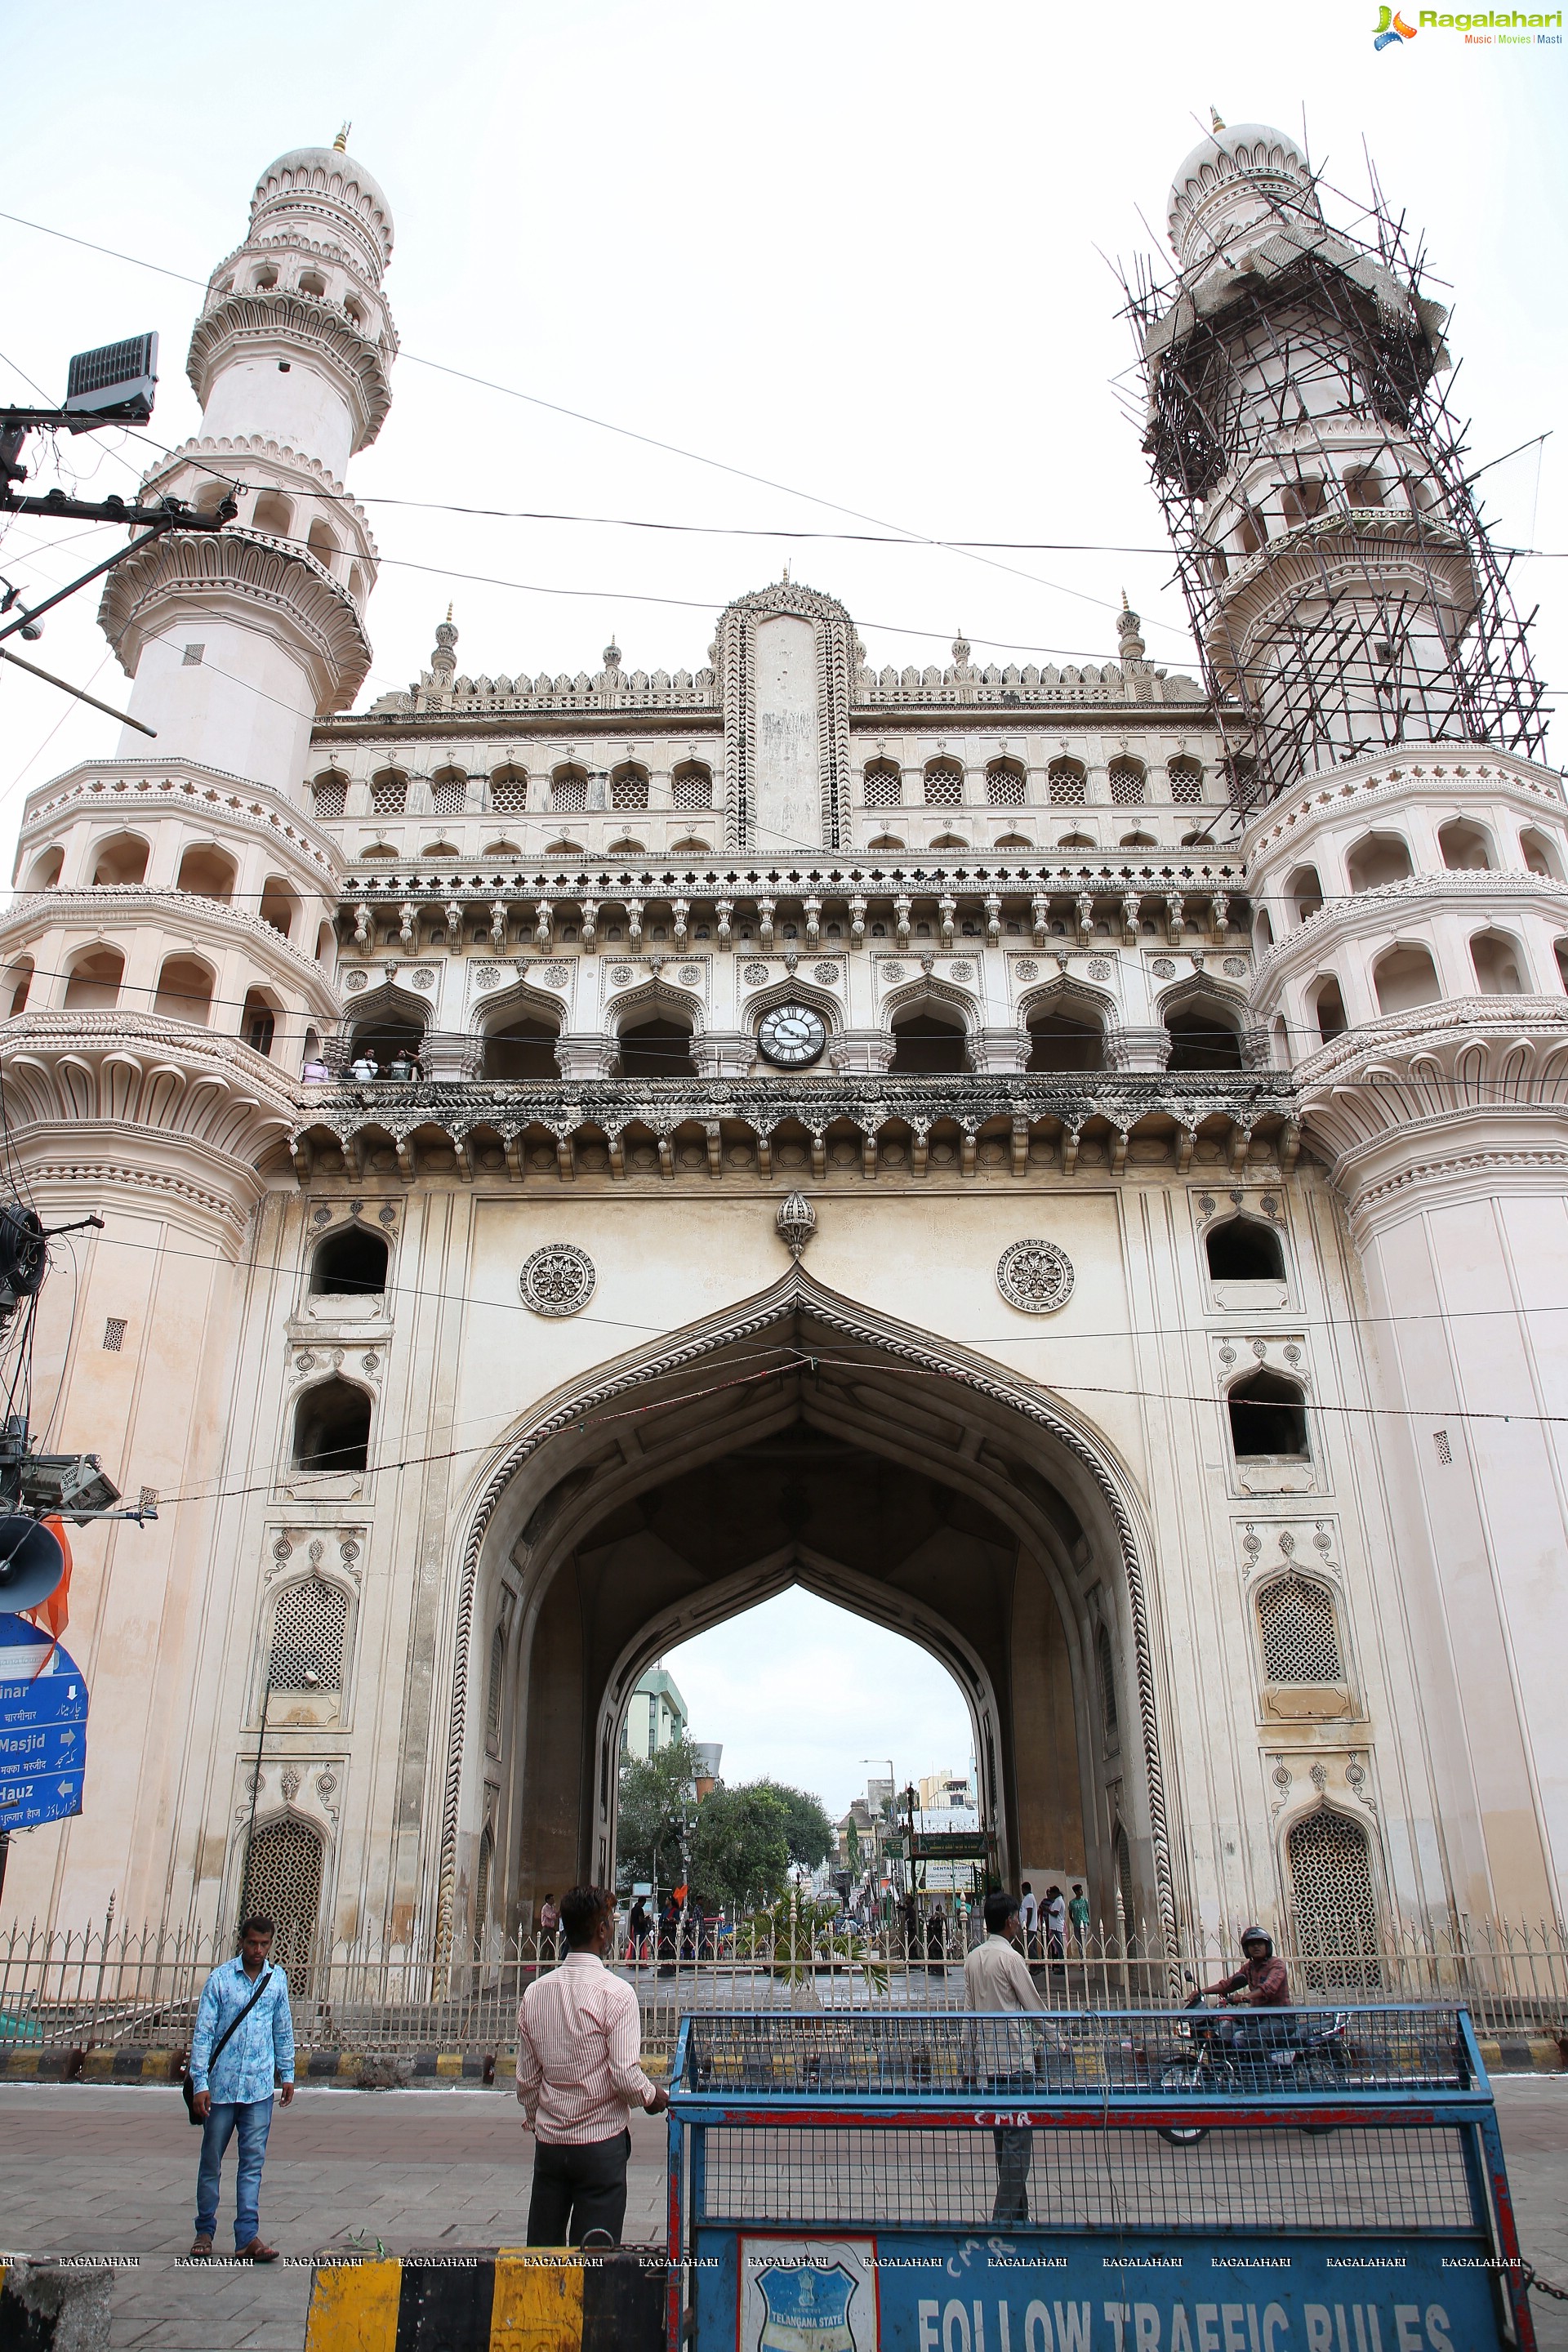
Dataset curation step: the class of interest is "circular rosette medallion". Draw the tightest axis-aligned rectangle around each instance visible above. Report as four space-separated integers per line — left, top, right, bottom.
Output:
996 1238 1075 1315
519 1243 597 1318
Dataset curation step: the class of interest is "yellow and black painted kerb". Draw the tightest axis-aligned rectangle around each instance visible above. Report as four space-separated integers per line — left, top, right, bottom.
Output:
304 2247 667 2352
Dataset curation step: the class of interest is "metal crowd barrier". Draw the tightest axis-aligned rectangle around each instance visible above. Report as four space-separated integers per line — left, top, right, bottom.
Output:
666 2007 1535 2352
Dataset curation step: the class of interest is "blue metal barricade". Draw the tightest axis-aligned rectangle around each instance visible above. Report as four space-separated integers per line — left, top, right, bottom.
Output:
666 2007 1535 2352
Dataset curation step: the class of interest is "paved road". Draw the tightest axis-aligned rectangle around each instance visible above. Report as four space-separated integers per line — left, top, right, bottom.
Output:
0 2078 1562 2350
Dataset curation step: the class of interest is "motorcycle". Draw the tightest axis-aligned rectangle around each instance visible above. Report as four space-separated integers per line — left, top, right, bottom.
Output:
1157 1984 1351 2146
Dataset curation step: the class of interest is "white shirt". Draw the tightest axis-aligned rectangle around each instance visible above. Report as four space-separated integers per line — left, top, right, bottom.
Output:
515 1951 655 2145
1019 1891 1038 1928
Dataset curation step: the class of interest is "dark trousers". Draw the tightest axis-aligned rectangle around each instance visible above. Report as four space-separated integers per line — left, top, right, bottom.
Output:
527 2129 631 2246
991 2127 1033 2223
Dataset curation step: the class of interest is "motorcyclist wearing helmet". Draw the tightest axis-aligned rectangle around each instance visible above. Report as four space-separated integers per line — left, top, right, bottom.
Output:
1205 1926 1290 2008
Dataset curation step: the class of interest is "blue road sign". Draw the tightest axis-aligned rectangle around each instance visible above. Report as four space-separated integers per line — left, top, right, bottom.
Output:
0 1615 88 1827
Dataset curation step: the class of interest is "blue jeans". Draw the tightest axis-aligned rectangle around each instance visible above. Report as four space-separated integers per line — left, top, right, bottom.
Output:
194 2097 274 2247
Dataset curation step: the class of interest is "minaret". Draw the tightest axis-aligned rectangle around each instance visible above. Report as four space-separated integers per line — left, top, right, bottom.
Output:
98 131 395 795
1132 125 1568 1921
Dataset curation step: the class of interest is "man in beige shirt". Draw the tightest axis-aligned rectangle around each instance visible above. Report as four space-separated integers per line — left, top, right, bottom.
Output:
964 1888 1049 2225
516 1885 668 2245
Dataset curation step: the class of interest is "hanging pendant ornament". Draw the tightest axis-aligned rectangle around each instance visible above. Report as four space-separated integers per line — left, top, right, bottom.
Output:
774 1193 816 1259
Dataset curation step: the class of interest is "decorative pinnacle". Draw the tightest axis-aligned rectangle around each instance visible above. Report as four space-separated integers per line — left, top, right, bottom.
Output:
951 628 971 666
603 639 621 670
774 1192 816 1260
1209 107 1225 132
333 122 352 152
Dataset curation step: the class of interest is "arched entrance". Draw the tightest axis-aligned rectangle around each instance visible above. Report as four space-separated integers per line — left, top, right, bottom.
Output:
437 1272 1174 1953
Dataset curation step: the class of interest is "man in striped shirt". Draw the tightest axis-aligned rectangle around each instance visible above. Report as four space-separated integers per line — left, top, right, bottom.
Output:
516 1885 668 2245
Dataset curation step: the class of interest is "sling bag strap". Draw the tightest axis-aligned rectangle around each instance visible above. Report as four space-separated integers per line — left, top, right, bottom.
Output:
181 1966 274 2120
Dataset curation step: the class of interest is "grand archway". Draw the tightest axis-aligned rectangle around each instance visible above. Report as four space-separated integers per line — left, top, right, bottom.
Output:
436 1272 1174 1952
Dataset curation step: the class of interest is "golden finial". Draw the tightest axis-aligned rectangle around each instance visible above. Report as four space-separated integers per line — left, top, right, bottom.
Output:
1120 587 1130 609
333 122 351 153
1209 107 1225 132
446 603 453 623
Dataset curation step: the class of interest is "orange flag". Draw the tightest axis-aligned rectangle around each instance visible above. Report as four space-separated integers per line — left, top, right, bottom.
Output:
22 1515 72 1677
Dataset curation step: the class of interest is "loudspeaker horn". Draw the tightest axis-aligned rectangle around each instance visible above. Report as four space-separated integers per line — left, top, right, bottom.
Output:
0 1513 65 1613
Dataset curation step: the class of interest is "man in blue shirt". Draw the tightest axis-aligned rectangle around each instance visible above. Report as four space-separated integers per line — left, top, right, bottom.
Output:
187 1914 296 2259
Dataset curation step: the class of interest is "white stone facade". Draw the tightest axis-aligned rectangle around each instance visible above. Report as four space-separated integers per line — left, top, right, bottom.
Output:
1 124 1563 1958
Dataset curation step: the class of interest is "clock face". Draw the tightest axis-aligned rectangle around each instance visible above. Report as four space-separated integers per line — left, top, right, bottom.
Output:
758 1003 826 1067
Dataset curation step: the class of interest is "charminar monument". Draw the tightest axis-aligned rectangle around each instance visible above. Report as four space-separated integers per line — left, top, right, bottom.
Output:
1 115 1563 1969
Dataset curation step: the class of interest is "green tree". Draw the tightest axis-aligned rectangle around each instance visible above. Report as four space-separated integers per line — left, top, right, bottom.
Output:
746 1779 835 1871
615 1736 703 1895
689 1784 791 1914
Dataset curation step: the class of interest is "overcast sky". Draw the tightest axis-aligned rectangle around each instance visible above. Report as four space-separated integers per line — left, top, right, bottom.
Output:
2 2 1562 1812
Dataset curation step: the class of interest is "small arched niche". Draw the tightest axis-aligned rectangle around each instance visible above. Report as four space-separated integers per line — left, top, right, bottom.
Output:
1521 828 1563 881
1026 1003 1105 1073
63 946 123 1010
153 954 214 1023
1439 819 1492 872
292 1378 371 1475
311 1223 389 1300
1205 1214 1287 1308
91 833 149 887
484 1013 562 1082
252 490 293 536
176 844 237 902
241 987 278 1055
1164 998 1244 1071
1373 944 1441 1017
1312 975 1349 1044
1228 1370 1310 1461
25 847 63 890
1470 930 1526 995
1285 865 1323 924
617 1014 696 1078
889 1005 969 1074
7 958 34 1017
259 877 300 938
1346 832 1413 893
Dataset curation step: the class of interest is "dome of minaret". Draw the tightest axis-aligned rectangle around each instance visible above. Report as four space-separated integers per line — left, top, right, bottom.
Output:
250 136 394 274
1166 115 1319 271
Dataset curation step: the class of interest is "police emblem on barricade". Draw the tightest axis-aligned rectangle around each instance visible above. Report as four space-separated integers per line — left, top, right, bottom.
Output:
743 2241 879 2352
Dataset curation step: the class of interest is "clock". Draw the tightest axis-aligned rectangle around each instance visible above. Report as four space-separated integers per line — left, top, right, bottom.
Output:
758 1003 826 1068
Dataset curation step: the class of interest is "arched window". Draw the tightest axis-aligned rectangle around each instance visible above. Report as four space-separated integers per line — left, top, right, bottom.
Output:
867 835 905 853
474 1826 494 1952
297 269 327 299
153 955 214 1024
864 760 902 808
259 877 299 938
240 1817 323 1977
350 1008 426 1068
1347 833 1413 893
1253 907 1274 951
1313 977 1348 1042
1205 1217 1285 1283
1285 866 1323 924
312 1225 389 1296
1047 758 1086 806
1165 999 1244 1071
1372 945 1441 1017
1439 819 1492 872
194 479 230 515
292 1378 371 1474
1112 1822 1136 1942
1223 755 1259 812
63 947 123 1010
1471 931 1526 994
430 768 468 816
1107 756 1146 807
251 264 279 292
486 1624 506 1749
24 847 63 890
1026 1004 1105 1073
671 761 713 811
610 763 649 811
1096 1624 1119 1746
270 1576 349 1692
985 759 1027 808
306 517 338 564
370 771 408 816
1257 1575 1343 1685
484 1015 561 1081
1520 827 1563 880
490 767 528 814
349 564 365 601
1344 466 1384 509
889 1006 969 1073
91 832 149 887
1167 755 1204 805
618 1015 696 1077
1288 1811 1380 1990
1228 1370 1309 1460
1236 506 1267 556
178 844 237 901
312 773 348 819
7 958 33 1017
252 490 293 536
240 988 277 1056
924 759 964 807
551 764 588 814
1280 477 1325 527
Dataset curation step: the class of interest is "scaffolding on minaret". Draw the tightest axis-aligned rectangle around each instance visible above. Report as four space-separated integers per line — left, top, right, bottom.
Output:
1115 151 1548 819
